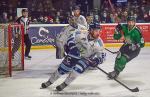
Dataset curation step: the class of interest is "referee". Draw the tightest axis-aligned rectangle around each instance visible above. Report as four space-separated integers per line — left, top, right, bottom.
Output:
16 9 32 60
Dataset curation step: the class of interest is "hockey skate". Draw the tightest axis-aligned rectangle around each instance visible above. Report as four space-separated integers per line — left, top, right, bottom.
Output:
108 70 120 79
41 81 52 89
25 56 32 60
56 82 68 91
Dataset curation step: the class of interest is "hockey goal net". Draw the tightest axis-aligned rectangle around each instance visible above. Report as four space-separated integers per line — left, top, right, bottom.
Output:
0 24 24 77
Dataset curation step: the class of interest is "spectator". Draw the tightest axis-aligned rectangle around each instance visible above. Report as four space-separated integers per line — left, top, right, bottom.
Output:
93 14 100 23
8 15 13 23
32 18 38 24
114 13 121 23
55 11 61 24
49 18 54 24
0 12 8 23
109 13 115 23
121 11 128 23
43 16 49 24
86 13 93 24
1 0 150 24
47 16 54 24
100 11 111 23
38 16 44 24
144 13 150 22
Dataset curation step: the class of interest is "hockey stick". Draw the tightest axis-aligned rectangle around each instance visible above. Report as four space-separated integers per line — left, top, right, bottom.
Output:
105 48 119 54
96 66 139 92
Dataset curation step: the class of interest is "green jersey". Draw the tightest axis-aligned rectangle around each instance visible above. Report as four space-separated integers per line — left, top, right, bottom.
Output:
114 24 145 48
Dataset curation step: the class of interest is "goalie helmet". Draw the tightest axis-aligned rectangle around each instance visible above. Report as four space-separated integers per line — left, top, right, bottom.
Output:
68 16 78 28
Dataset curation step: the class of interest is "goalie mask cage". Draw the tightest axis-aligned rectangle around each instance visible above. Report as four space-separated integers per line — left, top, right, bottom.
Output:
0 24 24 77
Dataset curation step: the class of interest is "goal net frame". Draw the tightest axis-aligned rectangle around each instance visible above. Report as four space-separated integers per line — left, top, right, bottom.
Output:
0 24 24 77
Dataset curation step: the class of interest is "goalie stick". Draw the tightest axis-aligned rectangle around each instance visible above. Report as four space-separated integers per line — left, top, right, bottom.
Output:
96 66 139 92
42 35 56 48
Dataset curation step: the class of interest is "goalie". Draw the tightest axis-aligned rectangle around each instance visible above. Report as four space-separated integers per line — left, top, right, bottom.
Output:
56 15 88 59
41 22 106 91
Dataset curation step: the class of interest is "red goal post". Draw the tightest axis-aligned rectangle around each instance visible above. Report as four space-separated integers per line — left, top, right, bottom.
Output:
0 24 24 77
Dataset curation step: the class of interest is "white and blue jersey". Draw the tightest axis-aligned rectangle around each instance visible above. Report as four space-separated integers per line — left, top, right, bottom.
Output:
57 30 106 75
73 35 106 74
74 15 88 30
56 25 88 59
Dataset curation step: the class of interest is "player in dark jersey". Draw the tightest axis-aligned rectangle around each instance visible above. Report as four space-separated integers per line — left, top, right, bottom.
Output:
108 16 145 79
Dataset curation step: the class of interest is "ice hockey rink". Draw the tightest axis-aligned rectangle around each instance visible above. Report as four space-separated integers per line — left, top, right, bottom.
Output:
0 47 150 97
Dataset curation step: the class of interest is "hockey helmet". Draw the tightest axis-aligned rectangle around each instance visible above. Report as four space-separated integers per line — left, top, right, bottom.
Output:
89 22 101 30
68 16 78 28
73 5 80 10
127 16 136 22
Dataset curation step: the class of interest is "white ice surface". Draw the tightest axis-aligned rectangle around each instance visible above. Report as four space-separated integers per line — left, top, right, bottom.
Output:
0 48 150 97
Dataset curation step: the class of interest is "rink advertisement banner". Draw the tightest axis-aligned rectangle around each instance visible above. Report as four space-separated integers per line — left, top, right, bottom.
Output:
28 25 67 46
100 23 150 43
28 24 150 46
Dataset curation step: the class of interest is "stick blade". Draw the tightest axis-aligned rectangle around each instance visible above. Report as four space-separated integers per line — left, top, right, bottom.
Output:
131 87 139 92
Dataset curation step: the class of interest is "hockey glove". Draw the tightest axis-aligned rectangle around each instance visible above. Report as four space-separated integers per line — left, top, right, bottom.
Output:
115 24 122 34
88 57 102 67
116 24 122 31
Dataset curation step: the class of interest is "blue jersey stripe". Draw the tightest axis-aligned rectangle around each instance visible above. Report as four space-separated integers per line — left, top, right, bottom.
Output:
97 39 103 46
60 63 72 71
78 60 88 68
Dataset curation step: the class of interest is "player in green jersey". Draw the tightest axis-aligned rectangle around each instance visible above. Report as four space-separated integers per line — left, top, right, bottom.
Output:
108 16 145 79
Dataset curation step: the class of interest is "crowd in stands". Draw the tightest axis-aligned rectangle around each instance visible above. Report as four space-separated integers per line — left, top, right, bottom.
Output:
99 0 150 23
0 0 150 24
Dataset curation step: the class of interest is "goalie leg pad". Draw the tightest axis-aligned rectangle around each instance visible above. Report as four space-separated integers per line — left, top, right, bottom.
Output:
56 41 65 59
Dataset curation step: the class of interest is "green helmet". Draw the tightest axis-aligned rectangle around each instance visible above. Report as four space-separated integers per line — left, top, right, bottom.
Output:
127 16 136 22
